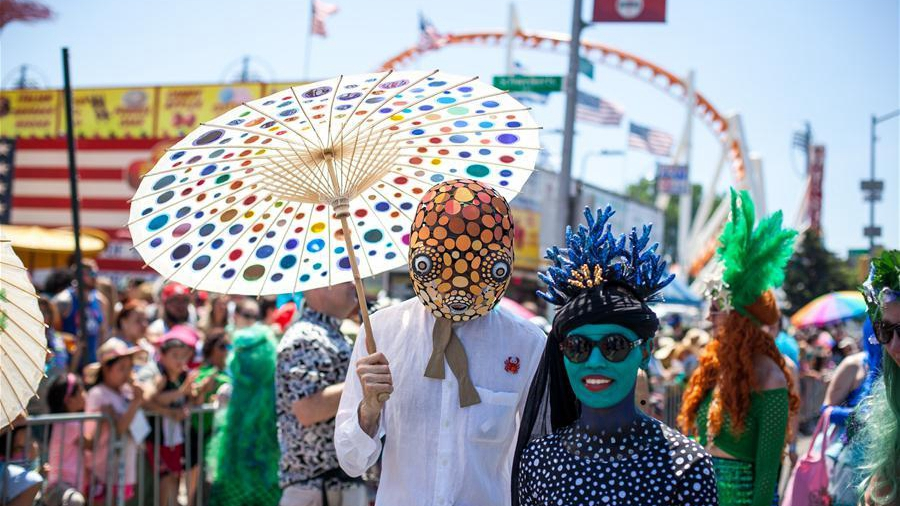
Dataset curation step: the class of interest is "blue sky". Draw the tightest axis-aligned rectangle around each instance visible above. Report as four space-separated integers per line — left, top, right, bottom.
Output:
2 0 897 256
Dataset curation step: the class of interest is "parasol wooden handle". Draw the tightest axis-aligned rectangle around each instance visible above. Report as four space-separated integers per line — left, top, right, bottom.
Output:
325 150 390 404
336 210 390 404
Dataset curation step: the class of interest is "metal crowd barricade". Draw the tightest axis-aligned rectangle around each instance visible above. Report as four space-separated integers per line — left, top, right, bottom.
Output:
140 405 216 506
798 375 828 431
2 405 217 506
3 411 116 506
661 382 685 428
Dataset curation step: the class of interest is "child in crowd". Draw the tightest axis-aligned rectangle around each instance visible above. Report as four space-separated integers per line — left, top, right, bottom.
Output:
84 339 147 505
0 418 43 506
147 325 200 506
45 373 88 506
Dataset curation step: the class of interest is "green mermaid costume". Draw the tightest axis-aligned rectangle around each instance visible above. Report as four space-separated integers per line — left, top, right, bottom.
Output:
207 325 282 506
696 389 789 506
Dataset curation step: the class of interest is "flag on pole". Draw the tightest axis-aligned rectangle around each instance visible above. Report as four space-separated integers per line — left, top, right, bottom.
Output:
418 12 447 51
576 91 623 126
311 0 338 37
628 122 673 156
0 0 53 30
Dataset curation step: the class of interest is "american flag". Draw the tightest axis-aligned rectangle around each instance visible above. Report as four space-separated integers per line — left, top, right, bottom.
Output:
311 0 338 37
0 138 15 224
576 91 623 126
418 12 447 51
6 138 158 271
628 122 673 157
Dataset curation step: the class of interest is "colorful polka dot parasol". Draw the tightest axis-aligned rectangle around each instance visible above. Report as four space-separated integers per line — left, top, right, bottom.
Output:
0 234 47 430
129 70 539 353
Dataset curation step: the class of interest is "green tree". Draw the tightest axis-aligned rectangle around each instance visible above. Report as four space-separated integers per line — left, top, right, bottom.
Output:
783 231 857 315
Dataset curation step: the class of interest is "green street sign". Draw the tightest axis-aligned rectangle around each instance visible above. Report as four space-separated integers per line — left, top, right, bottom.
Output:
579 56 594 79
493 75 563 93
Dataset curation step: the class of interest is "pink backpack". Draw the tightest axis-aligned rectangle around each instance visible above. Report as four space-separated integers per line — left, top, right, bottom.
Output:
782 407 832 506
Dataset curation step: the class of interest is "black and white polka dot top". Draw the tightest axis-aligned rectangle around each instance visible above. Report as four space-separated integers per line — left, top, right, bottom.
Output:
517 416 718 505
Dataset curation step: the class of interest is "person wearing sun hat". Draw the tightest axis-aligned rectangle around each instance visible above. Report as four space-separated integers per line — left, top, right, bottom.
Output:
84 338 149 503
145 324 204 505
511 205 717 505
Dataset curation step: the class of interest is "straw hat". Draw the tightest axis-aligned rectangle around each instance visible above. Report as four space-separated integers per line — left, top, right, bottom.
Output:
684 328 711 348
653 336 677 360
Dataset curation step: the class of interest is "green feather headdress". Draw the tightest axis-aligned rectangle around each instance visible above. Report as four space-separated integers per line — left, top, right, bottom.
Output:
861 250 900 322
704 189 797 316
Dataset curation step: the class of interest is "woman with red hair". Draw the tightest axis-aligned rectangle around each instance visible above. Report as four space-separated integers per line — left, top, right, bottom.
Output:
678 189 800 506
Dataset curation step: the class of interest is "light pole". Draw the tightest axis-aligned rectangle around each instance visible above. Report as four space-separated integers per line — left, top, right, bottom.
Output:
557 0 584 238
864 109 900 253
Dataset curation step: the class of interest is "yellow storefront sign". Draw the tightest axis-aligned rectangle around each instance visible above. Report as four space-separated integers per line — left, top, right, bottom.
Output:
1 82 318 139
72 88 156 138
0 89 60 138
512 207 542 271
157 83 265 138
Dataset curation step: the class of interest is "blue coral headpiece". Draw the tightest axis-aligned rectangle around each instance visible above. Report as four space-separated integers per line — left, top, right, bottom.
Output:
538 206 674 306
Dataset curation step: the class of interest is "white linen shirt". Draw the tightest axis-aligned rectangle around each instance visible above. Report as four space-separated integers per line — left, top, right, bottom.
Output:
335 297 546 506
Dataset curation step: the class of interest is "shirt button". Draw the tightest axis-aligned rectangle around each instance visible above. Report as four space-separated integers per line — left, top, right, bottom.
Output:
440 458 447 466
442 420 449 428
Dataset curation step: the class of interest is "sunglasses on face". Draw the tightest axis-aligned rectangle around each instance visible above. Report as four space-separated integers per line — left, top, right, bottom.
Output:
876 321 900 345
560 333 646 363
216 343 232 351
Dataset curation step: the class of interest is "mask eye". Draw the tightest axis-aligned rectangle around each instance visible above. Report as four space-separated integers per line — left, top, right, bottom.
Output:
491 260 510 281
412 254 433 276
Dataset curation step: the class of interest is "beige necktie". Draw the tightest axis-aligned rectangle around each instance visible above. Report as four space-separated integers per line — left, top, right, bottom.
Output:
424 317 481 407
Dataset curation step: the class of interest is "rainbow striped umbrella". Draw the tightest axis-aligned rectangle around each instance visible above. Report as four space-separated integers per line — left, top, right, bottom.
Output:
790 291 867 328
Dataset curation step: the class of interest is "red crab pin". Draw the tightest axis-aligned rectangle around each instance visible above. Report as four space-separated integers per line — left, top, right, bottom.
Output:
504 356 520 374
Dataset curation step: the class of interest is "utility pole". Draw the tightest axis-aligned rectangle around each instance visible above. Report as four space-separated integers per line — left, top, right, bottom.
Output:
61 48 88 371
558 0 583 238
863 109 900 253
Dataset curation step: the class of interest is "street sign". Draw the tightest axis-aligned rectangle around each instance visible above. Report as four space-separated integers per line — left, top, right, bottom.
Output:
655 163 689 195
860 180 884 191
864 226 882 238
493 75 563 93
861 179 884 202
579 56 595 79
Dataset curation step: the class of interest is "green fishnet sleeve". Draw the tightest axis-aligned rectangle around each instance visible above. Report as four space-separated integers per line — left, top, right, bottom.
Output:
751 388 789 506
